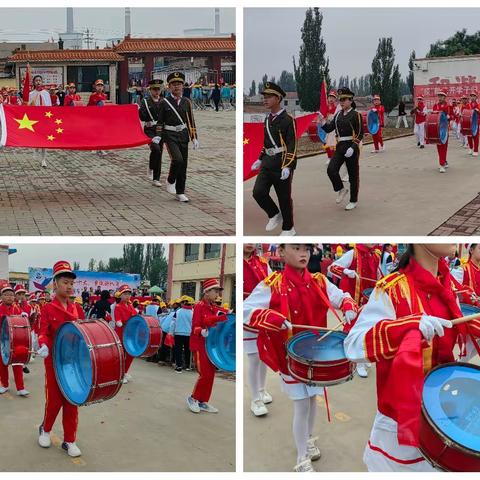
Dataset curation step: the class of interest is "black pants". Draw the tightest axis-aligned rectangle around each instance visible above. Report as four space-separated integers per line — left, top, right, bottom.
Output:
166 140 189 194
252 167 294 230
174 335 191 369
327 142 360 203
213 98 220 111
158 334 172 363
149 140 163 181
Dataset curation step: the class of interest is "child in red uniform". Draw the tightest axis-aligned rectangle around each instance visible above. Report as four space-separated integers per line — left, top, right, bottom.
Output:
325 90 338 161
37 261 82 457
467 91 479 157
88 79 108 156
187 278 228 414
371 95 385 153
0 282 29 396
432 91 451 173
345 244 480 471
63 83 83 106
412 95 426 148
244 244 358 472
453 243 480 298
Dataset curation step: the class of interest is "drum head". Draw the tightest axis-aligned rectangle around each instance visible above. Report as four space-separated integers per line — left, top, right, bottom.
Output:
439 111 449 144
206 314 236 372
316 124 327 144
362 288 374 299
460 303 480 317
367 110 380 135
54 322 92 406
123 315 149 357
287 330 347 362
423 363 480 453
0 318 10 366
472 110 479 137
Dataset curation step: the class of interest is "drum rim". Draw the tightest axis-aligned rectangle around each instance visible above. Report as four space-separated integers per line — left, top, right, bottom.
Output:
367 109 380 135
422 361 480 459
0 315 11 365
287 362 355 387
206 313 236 372
123 314 151 357
0 315 32 366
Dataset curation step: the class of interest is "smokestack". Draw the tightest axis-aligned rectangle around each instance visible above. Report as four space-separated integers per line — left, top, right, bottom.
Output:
66 8 74 33
125 7 131 37
214 8 220 35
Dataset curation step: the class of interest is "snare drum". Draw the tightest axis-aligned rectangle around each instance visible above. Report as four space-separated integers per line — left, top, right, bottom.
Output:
420 362 480 471
460 109 478 137
1 315 31 366
460 303 480 317
206 313 236 372
286 330 354 386
123 315 162 358
53 319 124 406
425 111 449 145
361 110 380 135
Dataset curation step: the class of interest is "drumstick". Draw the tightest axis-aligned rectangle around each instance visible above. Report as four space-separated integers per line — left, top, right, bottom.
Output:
358 275 378 283
315 322 345 343
451 311 480 326
290 324 330 331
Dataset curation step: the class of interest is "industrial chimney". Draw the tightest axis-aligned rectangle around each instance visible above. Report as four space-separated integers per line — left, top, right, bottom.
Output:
66 8 74 33
125 7 131 37
214 8 220 35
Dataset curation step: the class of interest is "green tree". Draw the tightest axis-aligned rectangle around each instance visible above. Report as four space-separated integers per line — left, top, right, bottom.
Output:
407 50 416 95
248 80 256 96
97 260 106 272
258 73 268 96
73 261 80 271
370 37 401 113
123 244 144 274
278 70 296 92
427 29 480 57
293 7 331 111
88 258 96 271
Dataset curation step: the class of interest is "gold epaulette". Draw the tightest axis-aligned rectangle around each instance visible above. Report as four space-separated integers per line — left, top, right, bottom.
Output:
375 272 405 290
264 271 282 287
312 272 326 285
259 256 268 264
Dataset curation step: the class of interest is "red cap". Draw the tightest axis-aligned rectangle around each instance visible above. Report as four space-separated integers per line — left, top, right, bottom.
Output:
0 281 13 294
328 90 337 98
14 284 27 294
437 90 447 97
38 292 46 300
95 79 104 86
202 278 223 292
53 260 76 279
117 284 132 295
28 293 37 302
417 95 424 100
470 91 478 97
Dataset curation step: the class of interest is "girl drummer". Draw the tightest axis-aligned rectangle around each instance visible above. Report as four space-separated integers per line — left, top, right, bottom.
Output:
432 91 451 173
37 261 82 457
243 244 358 472
344 244 480 471
452 243 480 300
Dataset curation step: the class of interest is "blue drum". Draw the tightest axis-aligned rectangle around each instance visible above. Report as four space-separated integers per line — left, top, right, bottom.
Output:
206 313 235 372
122 315 162 358
420 362 480 471
472 110 479 137
316 124 327 144
460 303 480 317
367 110 380 135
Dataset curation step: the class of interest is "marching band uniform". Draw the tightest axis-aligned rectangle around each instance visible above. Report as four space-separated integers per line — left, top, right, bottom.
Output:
451 245 480 298
243 261 358 471
412 96 426 148
432 92 451 172
325 90 339 160
63 83 82 107
370 95 385 153
243 247 272 416
252 82 297 235
459 95 470 147
29 84 52 167
321 88 363 211
467 92 479 156
87 79 107 106
157 72 198 202
344 256 480 471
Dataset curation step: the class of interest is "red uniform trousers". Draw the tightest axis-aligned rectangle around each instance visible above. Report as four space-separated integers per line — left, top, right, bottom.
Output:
42 360 78 442
372 127 384 150
436 140 448 166
125 353 134 373
326 147 335 159
0 363 24 390
191 344 216 403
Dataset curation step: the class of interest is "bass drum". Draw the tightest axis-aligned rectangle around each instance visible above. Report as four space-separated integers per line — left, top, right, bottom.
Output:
0 315 31 366
460 109 478 137
123 315 162 358
425 111 449 145
206 313 236 372
361 110 380 135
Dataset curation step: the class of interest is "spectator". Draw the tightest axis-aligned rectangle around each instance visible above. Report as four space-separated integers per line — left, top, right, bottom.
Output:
170 296 193 372
396 99 408 128
307 245 322 273
81 287 90 306
90 290 111 320
211 84 221 112
320 252 334 276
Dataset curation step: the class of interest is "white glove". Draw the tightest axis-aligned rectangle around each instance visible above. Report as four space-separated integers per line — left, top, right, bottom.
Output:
282 319 292 330
201 328 209 338
116 321 123 328
344 269 357 279
108 320 115 329
251 159 261 171
371 108 377 112
419 314 452 342
345 147 354 158
21 312 29 318
344 310 357 324
280 167 290 180
192 139 200 150
151 136 161 144
37 344 49 358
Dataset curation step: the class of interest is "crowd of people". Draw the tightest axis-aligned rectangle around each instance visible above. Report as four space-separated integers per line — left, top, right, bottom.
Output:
243 242 480 472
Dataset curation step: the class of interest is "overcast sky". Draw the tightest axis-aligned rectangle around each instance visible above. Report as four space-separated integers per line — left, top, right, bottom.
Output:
0 8 235 45
245 8 480 91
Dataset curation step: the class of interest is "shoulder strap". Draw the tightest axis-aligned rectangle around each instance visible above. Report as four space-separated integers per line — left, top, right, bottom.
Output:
265 116 279 149
143 98 155 122
163 97 186 126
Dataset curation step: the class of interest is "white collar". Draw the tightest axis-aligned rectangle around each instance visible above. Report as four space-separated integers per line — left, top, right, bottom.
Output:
270 108 284 118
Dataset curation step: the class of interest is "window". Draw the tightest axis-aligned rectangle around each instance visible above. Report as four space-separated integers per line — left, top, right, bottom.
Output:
204 244 221 259
184 244 199 262
181 282 196 299
284 100 289 106
67 65 109 93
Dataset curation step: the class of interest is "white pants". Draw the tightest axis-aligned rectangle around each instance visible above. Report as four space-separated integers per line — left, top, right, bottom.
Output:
396 115 408 128
414 122 425 146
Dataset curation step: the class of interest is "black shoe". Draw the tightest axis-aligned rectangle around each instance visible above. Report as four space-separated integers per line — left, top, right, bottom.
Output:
417 142 420 147
175 367 183 373
420 145 425 149
23 366 30 374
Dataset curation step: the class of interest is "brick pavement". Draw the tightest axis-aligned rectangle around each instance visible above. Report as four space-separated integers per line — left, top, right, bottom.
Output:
0 110 235 236
430 194 480 235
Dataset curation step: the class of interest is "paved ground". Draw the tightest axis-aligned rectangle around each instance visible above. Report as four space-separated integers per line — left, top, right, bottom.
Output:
0 110 235 236
431 193 480 235
1 358 235 471
244 134 480 235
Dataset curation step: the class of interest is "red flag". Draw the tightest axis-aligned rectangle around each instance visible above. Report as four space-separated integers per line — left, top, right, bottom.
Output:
243 112 317 181
22 64 31 104
0 104 150 150
319 80 328 117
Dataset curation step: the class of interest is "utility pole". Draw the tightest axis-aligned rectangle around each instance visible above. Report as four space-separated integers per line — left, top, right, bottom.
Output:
84 29 94 49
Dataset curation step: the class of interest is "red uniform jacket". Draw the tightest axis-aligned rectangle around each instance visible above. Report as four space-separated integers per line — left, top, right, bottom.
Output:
88 92 107 106
64 94 82 106
415 101 426 124
461 260 480 297
433 101 451 119
190 299 228 351
114 301 137 338
243 253 269 300
0 303 23 317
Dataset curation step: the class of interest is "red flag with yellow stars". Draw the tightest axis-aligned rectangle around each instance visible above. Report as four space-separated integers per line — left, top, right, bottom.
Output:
0 104 150 150
243 113 317 181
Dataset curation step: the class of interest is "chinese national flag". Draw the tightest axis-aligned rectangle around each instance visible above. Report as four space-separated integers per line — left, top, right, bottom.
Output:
0 104 150 150
243 112 317 181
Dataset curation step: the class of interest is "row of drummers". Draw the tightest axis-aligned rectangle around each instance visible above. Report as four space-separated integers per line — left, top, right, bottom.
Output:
243 243 480 472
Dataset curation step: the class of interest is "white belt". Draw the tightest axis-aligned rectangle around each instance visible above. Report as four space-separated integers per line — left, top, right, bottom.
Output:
338 136 353 141
164 124 186 132
265 146 285 156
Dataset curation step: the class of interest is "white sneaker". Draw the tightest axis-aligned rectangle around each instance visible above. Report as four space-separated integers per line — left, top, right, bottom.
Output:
0 386 8 394
152 180 162 187
62 442 82 457
176 194 189 202
251 399 268 417
371 149 378 153
41 159 47 168
294 455 315 472
265 212 282 231
125 373 132 381
122 377 128 384
307 437 322 461
474 152 479 157
356 363 369 378
260 390 272 404
148 167 153 180
38 426 51 448
187 396 200 413
439 166 446 173
166 181 176 194
336 188 349 204
280 228 296 236
17 389 30 397
469 149 473 155
199 402 219 413
345 202 357 211
381 145 385 151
